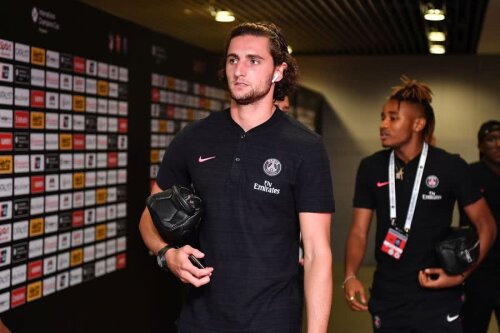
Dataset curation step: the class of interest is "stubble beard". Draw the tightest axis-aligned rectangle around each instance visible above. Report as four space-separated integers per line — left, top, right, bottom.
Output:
230 80 273 106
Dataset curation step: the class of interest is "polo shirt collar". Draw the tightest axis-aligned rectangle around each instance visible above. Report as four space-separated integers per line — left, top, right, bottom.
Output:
224 108 283 134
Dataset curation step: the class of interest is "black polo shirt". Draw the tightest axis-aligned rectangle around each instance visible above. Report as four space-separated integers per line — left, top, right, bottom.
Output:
157 109 335 332
353 146 481 300
460 160 500 274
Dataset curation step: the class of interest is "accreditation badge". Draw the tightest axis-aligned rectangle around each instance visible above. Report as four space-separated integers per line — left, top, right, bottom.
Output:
381 227 408 260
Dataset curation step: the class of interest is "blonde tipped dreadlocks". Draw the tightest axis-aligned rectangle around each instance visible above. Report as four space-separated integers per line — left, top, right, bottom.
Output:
388 75 436 144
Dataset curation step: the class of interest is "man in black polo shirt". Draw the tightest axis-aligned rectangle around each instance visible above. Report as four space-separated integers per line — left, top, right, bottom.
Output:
139 22 335 333
343 76 496 332
461 120 500 333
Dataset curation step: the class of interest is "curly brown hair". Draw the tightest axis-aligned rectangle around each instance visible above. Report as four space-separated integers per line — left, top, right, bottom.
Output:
389 75 435 143
218 22 299 101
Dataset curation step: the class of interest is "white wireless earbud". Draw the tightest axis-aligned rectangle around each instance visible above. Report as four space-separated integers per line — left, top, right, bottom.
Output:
272 72 279 83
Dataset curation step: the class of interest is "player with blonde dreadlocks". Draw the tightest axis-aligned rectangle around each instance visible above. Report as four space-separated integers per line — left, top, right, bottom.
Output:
343 76 496 332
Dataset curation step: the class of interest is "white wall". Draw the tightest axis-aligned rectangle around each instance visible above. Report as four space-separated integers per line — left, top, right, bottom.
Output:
295 55 500 264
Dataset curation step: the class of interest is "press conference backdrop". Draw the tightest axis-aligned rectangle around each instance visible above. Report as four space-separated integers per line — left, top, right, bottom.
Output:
0 1 225 331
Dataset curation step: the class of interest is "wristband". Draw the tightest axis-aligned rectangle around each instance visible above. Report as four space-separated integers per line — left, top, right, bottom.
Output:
342 275 357 289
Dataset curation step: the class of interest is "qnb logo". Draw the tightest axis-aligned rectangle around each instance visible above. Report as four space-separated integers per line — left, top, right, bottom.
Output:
253 180 280 195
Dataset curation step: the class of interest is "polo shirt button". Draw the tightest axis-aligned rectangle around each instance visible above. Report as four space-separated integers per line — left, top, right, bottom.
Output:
240 134 245 139
235 157 240 162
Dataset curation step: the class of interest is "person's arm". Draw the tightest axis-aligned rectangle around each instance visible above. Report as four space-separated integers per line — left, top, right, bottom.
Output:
300 212 332 333
344 207 373 311
419 197 496 288
139 182 213 287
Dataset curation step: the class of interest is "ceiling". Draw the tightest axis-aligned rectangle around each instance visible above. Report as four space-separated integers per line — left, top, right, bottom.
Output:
80 0 499 56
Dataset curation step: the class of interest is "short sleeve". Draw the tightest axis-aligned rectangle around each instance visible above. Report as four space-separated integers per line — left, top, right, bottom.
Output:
353 158 376 209
451 156 482 208
156 128 191 190
294 138 335 213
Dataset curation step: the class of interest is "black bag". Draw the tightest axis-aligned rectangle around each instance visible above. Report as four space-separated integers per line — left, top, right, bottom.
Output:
145 185 204 246
435 227 479 275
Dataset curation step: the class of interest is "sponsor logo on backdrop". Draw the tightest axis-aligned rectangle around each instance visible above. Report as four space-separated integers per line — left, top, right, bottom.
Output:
73 95 85 112
14 177 30 196
57 252 70 271
31 68 45 87
11 286 26 308
0 269 10 291
43 276 56 296
0 63 13 83
12 221 29 240
86 60 97 76
106 256 116 273
58 212 72 231
31 47 45 66
60 53 73 72
31 6 60 34
30 154 44 172
11 264 27 285
28 238 43 258
15 43 30 63
73 76 85 92
70 267 83 286
57 271 69 290
0 133 13 151
0 86 13 105
0 246 11 267
30 196 44 215
0 109 13 128
0 156 12 174
30 90 45 108
45 133 58 150
45 91 58 109
30 132 44 150
0 178 13 198
14 66 30 86
27 281 42 302
46 50 59 68
43 255 57 275
0 224 12 244
0 39 14 60
14 111 29 129
73 115 85 131
30 111 45 129
97 62 108 78
44 214 58 233
11 243 27 264
46 71 59 88
13 198 29 219
14 88 30 106
73 57 85 73
44 236 57 255
73 153 84 170
44 154 59 172
59 154 72 171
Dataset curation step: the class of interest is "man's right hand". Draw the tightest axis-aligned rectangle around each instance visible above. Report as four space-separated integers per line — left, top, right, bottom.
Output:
166 245 214 287
344 277 368 311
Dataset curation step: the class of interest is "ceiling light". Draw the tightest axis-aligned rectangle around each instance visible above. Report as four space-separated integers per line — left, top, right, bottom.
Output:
287 45 293 54
424 8 445 21
429 44 446 54
428 31 446 42
215 10 235 22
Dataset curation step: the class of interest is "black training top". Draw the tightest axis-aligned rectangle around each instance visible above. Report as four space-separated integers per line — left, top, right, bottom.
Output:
460 160 500 274
157 109 335 332
353 145 481 300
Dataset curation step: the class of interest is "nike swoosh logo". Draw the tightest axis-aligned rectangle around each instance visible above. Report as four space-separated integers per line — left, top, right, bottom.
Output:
376 181 389 187
198 156 216 163
446 314 459 322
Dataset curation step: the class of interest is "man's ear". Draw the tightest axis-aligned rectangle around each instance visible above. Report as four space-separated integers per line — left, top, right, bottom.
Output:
414 117 426 133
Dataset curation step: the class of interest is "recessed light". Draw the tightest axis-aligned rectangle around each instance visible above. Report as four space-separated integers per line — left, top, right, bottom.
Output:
428 31 446 42
215 10 235 23
424 8 445 21
429 44 446 54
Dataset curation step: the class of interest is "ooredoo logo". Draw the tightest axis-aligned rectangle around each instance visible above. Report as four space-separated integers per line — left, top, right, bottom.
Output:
27 260 43 280
0 132 13 151
30 90 45 108
15 110 29 128
11 286 26 308
73 56 85 73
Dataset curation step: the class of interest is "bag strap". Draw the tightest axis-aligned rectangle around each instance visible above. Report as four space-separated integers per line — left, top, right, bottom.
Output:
172 185 195 215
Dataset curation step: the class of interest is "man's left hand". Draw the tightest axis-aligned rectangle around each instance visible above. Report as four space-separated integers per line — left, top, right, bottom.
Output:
418 268 464 289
